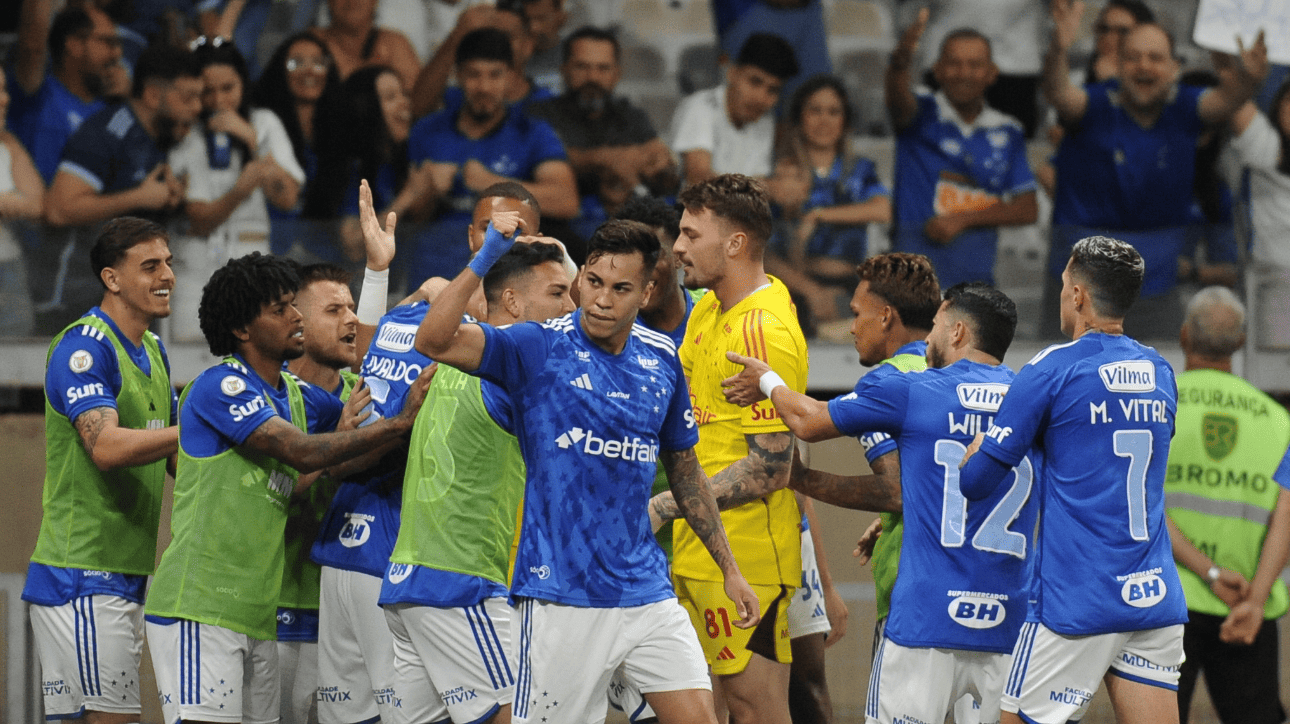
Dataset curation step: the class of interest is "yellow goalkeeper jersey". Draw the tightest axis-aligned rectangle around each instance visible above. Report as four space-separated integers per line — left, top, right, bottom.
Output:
671 277 808 585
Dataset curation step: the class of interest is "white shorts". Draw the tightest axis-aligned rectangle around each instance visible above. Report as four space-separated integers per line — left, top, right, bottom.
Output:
865 634 1008 724
384 598 514 724
278 640 318 724
146 617 279 724
512 598 709 724
1002 622 1185 723
787 527 832 639
317 566 429 724
30 595 144 718
606 666 657 723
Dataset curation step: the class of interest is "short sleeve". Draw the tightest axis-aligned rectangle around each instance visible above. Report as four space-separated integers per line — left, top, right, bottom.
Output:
527 118 568 166
841 158 888 204
189 369 282 446
980 362 1054 467
670 92 716 155
254 108 306 183
476 322 550 394
481 380 515 434
1002 130 1037 196
659 360 699 451
407 114 442 166
301 382 343 433
57 121 111 191
738 309 807 435
46 331 121 421
827 373 909 439
169 128 215 202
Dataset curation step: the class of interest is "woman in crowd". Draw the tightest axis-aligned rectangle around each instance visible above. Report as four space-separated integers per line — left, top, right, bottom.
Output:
1080 0 1155 85
306 65 427 265
169 40 305 341
0 67 44 337
311 0 420 91
765 75 890 329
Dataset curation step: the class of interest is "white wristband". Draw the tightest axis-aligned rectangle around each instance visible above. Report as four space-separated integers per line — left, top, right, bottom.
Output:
356 267 389 325
758 370 787 399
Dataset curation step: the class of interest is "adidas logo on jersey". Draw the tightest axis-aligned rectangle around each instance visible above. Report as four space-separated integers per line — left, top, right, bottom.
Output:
554 426 658 462
570 373 594 390
717 647 736 660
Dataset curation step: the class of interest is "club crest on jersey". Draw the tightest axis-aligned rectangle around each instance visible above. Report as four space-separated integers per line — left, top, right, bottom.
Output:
375 322 418 353
1202 414 1238 461
221 375 247 396
69 349 93 373
1119 568 1167 608
956 383 1009 412
1098 361 1156 393
946 592 1006 629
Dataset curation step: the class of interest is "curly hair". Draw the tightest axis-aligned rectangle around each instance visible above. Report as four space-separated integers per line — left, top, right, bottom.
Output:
199 253 302 357
856 253 941 331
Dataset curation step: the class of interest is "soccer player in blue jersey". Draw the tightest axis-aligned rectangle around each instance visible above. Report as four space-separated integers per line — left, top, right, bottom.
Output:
24 217 178 724
415 211 759 724
144 253 430 724
958 236 1188 724
886 8 1038 288
723 282 1036 724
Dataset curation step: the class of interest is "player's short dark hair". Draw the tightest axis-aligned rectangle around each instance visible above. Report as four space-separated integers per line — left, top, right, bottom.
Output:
200 253 301 357
90 217 169 288
678 174 773 252
1068 236 1144 319
484 241 566 306
298 263 352 289
586 219 660 281
457 28 514 67
561 26 620 64
49 7 95 69
856 253 941 332
480 181 542 221
942 282 1017 361
939 28 993 62
1104 0 1156 25
735 33 798 81
613 196 681 245
132 45 201 98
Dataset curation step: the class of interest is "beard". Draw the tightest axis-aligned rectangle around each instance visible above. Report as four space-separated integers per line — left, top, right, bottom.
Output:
926 342 947 370
573 82 609 116
465 98 502 124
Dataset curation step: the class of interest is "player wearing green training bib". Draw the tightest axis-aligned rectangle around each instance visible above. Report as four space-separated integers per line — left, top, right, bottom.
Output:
23 218 180 723
1165 287 1290 724
380 240 574 724
144 253 428 724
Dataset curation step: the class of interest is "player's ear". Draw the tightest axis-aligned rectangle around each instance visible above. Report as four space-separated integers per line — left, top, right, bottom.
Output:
725 230 746 257
232 325 251 343
502 288 522 318
101 266 120 293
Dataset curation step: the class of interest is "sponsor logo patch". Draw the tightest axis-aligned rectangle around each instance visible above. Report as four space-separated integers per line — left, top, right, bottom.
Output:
1098 360 1156 393
375 323 418 353
69 349 93 373
221 375 246 396
956 383 1009 412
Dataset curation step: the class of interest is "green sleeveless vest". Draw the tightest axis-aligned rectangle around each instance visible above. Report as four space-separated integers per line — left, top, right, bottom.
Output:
33 315 172 575
146 360 307 639
390 364 525 584
279 370 357 611
1166 368 1290 619
870 350 927 621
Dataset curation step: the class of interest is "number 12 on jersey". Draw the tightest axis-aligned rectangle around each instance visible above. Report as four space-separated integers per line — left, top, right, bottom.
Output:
934 440 1033 558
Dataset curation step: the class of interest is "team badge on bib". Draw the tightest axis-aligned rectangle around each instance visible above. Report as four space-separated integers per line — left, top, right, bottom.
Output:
1202 414 1238 461
69 350 93 373
221 375 246 396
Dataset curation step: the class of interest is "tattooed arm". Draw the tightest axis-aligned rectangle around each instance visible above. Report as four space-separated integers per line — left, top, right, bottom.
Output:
789 448 902 513
651 431 793 524
660 447 762 628
73 406 178 471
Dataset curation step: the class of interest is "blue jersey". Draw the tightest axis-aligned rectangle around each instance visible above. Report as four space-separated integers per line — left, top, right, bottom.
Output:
5 71 105 183
973 334 1187 635
311 302 433 577
180 355 342 458
25 307 178 606
57 104 167 212
475 311 699 607
1050 82 1205 294
830 360 1036 653
771 157 887 264
403 107 566 287
892 92 1034 287
856 341 927 464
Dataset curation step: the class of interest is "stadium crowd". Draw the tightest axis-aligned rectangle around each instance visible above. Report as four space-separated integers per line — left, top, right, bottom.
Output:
14 0 1290 723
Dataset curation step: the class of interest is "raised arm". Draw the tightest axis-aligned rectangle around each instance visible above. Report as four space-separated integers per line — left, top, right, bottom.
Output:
660 447 762 628
73 406 178 471
413 210 523 368
1043 0 1090 125
721 351 841 442
13 0 53 96
354 178 396 363
1199 35 1270 126
885 7 927 132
